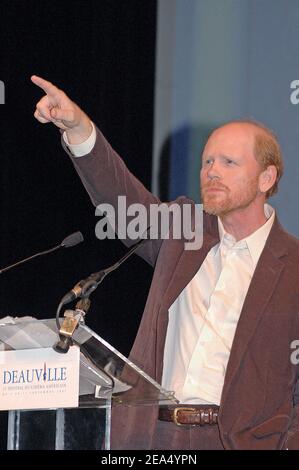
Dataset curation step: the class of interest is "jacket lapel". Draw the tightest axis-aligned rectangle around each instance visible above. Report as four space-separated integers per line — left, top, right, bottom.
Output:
220 218 288 408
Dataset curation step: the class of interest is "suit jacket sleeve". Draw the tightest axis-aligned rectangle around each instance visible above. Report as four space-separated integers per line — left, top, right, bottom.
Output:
62 125 163 267
285 372 299 449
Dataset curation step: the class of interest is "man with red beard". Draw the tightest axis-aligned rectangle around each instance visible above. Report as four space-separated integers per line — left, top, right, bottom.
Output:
200 122 279 235
32 75 299 450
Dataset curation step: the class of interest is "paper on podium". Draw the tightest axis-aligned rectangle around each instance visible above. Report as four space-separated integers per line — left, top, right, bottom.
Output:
0 316 55 350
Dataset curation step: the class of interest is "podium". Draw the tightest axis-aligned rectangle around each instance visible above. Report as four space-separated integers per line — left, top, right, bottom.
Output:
0 317 177 450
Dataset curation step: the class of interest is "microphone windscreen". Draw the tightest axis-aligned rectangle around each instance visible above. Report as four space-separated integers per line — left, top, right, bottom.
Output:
61 231 84 248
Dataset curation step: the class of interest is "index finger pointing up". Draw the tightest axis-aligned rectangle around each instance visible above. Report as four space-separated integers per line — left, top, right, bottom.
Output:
31 75 60 97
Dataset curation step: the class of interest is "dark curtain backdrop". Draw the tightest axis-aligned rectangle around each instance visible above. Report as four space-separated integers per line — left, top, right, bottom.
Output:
0 0 157 351
0 0 157 448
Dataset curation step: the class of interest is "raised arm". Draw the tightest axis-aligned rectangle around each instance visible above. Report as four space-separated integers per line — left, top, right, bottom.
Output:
31 76 165 266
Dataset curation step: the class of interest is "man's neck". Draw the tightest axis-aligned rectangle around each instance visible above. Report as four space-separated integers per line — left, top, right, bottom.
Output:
219 203 268 241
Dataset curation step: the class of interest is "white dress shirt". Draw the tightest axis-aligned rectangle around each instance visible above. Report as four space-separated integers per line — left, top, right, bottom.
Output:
161 205 275 404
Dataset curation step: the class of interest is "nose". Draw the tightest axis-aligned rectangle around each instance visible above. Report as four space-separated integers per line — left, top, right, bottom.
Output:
206 161 221 180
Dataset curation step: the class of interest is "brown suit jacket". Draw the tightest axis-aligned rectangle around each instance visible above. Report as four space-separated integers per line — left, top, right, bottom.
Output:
64 127 299 450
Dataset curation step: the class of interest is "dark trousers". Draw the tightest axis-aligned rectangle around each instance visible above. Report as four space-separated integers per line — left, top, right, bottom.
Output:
150 419 225 450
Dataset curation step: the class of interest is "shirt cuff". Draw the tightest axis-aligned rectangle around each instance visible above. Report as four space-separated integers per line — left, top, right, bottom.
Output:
62 121 96 157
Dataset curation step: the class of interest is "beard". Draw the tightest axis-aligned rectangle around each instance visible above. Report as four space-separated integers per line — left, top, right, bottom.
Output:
201 176 260 216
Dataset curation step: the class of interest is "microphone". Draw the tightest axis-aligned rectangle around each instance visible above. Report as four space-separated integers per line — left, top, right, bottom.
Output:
60 231 84 248
0 231 84 274
60 235 149 307
54 235 149 353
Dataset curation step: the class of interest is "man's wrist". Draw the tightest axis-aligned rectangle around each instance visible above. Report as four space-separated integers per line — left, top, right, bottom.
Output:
65 118 93 145
63 121 96 157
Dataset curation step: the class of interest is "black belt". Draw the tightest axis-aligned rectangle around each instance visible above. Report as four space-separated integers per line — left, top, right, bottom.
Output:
159 405 219 426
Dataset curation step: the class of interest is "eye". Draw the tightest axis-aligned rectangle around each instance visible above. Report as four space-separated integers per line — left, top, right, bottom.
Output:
203 158 213 166
225 158 235 165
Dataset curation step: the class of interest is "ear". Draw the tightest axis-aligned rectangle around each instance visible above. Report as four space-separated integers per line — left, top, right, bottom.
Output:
258 165 277 194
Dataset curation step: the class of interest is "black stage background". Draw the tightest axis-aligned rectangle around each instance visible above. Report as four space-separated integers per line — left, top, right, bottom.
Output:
0 0 157 448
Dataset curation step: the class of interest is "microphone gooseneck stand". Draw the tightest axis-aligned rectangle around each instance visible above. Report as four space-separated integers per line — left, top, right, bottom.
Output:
54 236 149 353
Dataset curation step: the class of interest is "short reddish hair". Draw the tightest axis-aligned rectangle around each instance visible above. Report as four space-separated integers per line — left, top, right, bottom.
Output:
215 119 284 198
